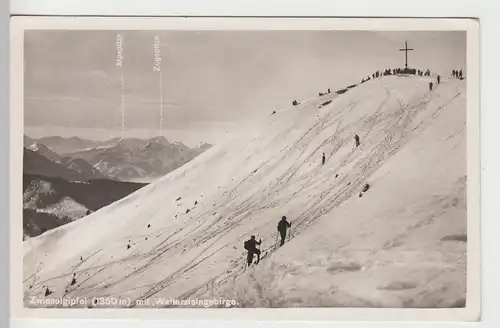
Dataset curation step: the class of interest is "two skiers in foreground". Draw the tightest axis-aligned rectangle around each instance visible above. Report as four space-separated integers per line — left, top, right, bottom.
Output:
244 216 292 266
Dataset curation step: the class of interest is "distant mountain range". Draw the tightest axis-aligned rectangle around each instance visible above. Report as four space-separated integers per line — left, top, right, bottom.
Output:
22 134 212 238
25 136 102 154
24 135 212 182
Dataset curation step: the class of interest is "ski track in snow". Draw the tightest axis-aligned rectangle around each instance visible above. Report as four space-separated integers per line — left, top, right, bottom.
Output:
23 76 467 308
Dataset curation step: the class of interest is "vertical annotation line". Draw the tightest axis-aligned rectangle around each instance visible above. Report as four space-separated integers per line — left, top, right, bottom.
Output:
121 70 125 138
160 71 163 137
154 35 162 137
116 32 125 139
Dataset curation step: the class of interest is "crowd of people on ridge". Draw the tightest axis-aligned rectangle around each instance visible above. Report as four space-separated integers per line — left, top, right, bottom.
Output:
361 67 434 84
452 69 464 79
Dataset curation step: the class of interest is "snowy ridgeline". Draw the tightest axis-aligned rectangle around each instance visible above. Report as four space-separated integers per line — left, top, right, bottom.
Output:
23 75 466 308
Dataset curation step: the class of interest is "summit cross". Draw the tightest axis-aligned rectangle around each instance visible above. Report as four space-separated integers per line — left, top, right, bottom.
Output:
399 41 414 69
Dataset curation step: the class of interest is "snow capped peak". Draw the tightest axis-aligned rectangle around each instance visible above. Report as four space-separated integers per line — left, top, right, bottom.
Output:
27 142 45 152
27 143 61 163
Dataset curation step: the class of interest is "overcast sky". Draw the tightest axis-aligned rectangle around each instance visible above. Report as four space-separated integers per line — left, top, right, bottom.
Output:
24 30 466 146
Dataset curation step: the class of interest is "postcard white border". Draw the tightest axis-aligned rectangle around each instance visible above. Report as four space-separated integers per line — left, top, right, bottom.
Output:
8 0 489 17
9 16 481 322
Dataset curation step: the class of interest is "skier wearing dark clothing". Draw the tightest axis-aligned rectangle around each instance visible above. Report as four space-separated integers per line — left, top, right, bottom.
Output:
277 216 292 246
322 153 326 166
429 82 433 91
244 235 261 265
354 134 360 148
437 75 441 84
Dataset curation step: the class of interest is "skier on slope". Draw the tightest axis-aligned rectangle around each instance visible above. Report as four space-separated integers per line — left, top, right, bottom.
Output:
244 235 262 266
322 153 326 166
277 216 292 246
354 134 360 148
70 273 77 286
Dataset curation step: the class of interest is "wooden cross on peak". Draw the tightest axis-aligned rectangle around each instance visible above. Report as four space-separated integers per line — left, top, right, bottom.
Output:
399 41 414 69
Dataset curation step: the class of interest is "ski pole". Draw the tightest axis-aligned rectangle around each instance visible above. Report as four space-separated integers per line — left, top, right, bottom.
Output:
257 239 261 263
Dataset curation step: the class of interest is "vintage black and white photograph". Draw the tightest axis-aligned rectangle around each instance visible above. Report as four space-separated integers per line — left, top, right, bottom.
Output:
14 18 479 316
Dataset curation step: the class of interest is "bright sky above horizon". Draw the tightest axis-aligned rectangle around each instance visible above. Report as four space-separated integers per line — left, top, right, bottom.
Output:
24 30 466 146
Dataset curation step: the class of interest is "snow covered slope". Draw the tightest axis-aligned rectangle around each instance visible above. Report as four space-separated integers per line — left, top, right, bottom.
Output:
22 75 466 308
